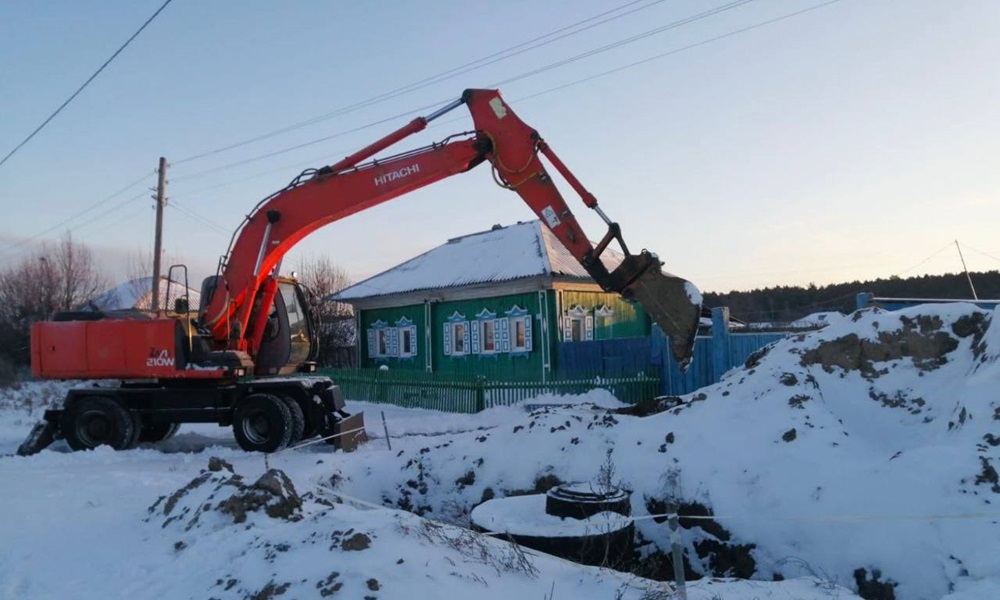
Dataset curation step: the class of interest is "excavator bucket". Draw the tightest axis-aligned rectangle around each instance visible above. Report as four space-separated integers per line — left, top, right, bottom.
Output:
625 266 701 369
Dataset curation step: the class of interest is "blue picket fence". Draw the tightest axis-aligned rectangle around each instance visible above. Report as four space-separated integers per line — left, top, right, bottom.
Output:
557 308 787 396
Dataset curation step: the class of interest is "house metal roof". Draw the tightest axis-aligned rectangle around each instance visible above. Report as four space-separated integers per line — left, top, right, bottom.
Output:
335 220 622 301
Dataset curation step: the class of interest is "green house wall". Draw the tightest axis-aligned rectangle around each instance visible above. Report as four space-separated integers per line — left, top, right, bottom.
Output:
431 291 546 379
556 290 650 340
359 304 425 371
356 287 649 377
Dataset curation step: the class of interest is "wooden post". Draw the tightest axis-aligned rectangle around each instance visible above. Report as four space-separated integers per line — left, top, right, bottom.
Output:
667 504 688 600
711 307 731 383
151 156 167 311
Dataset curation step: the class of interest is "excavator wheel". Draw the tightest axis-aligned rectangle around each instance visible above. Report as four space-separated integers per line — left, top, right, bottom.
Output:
61 396 138 452
232 393 293 453
138 422 180 444
280 397 306 446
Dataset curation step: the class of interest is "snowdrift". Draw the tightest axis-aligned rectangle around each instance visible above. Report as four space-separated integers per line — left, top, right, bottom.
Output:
2 302 998 599
328 303 1000 600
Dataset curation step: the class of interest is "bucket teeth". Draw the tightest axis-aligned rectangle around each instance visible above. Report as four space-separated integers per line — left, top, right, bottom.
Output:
627 268 700 369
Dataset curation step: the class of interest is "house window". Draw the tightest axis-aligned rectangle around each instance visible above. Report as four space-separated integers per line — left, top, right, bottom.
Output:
482 320 496 352
444 312 469 356
505 305 533 354
401 328 413 355
452 322 466 354
367 319 395 359
396 317 417 359
563 305 593 342
595 304 614 340
377 329 389 356
472 308 499 355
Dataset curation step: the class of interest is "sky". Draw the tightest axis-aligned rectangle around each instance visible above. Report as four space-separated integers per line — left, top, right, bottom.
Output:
1 0 998 295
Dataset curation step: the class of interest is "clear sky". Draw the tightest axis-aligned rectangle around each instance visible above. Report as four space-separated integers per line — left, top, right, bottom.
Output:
1 0 998 294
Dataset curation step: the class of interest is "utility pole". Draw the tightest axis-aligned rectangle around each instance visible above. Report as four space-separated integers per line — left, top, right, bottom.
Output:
955 240 978 300
151 157 167 311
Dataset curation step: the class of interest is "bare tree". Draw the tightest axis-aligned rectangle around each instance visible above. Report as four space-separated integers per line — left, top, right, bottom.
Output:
0 233 109 370
295 255 354 367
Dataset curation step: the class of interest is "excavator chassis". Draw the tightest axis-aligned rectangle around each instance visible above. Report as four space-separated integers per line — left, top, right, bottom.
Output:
16 376 366 456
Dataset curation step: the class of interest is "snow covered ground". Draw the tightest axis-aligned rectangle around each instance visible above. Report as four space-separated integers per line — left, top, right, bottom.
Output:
2 302 999 599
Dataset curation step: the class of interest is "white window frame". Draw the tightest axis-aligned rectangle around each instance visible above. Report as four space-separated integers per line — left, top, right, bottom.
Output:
396 317 417 359
505 305 533 354
563 305 593 342
367 319 393 359
511 317 528 351
595 304 614 340
444 312 469 357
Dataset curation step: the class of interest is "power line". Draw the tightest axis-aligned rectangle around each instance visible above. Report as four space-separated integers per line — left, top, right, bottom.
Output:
21 0 844 243
170 104 443 182
0 0 175 169
173 0 841 187
168 201 230 235
170 0 779 183
0 172 153 258
497 0 842 91
963 243 1000 266
171 0 670 166
892 241 954 277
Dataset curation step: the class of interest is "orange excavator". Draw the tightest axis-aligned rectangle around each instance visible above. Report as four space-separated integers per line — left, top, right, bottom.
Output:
18 89 701 456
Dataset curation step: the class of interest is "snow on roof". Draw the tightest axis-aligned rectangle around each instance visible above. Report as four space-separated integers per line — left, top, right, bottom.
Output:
335 220 622 301
90 276 201 311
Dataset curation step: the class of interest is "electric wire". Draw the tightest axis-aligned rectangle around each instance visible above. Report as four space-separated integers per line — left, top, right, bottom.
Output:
170 0 820 185
0 0 175 169
0 172 154 258
170 0 671 166
168 201 229 235
892 242 955 277
497 0 842 91
11 0 846 247
963 244 1000 266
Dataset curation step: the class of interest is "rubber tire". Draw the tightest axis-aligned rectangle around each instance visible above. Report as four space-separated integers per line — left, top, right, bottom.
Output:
281 397 306 446
232 393 292 453
125 410 143 449
299 400 318 440
138 422 180 444
61 396 137 452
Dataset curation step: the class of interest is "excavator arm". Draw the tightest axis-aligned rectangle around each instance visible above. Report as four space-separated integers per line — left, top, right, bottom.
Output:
200 89 700 367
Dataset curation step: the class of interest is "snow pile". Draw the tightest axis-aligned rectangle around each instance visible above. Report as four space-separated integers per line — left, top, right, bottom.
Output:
4 302 998 599
325 303 1000 600
140 456 837 600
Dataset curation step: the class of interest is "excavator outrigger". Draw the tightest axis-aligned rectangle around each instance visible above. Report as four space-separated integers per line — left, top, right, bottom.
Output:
18 89 701 457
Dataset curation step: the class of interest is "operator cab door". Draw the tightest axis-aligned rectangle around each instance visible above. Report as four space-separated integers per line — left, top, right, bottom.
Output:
255 281 313 376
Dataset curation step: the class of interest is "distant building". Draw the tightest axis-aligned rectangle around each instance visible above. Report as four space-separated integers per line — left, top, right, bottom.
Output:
334 221 653 378
89 276 201 312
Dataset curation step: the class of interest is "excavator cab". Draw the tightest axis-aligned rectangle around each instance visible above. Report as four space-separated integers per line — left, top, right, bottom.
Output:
254 277 316 376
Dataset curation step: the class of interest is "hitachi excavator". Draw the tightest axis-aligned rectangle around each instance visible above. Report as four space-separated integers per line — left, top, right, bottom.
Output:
17 89 701 457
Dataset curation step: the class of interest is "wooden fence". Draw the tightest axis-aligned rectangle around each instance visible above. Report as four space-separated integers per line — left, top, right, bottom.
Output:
318 367 659 413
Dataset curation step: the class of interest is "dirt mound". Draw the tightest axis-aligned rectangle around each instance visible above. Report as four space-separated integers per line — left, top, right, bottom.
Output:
147 457 303 531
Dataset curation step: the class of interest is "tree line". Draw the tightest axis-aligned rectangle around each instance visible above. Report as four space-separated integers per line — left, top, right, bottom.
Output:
704 270 1000 324
0 235 355 383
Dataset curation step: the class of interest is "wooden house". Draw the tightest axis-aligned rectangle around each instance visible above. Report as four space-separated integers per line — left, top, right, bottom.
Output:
334 220 653 379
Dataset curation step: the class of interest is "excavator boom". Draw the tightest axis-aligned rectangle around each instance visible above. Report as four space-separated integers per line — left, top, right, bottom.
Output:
201 89 700 366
